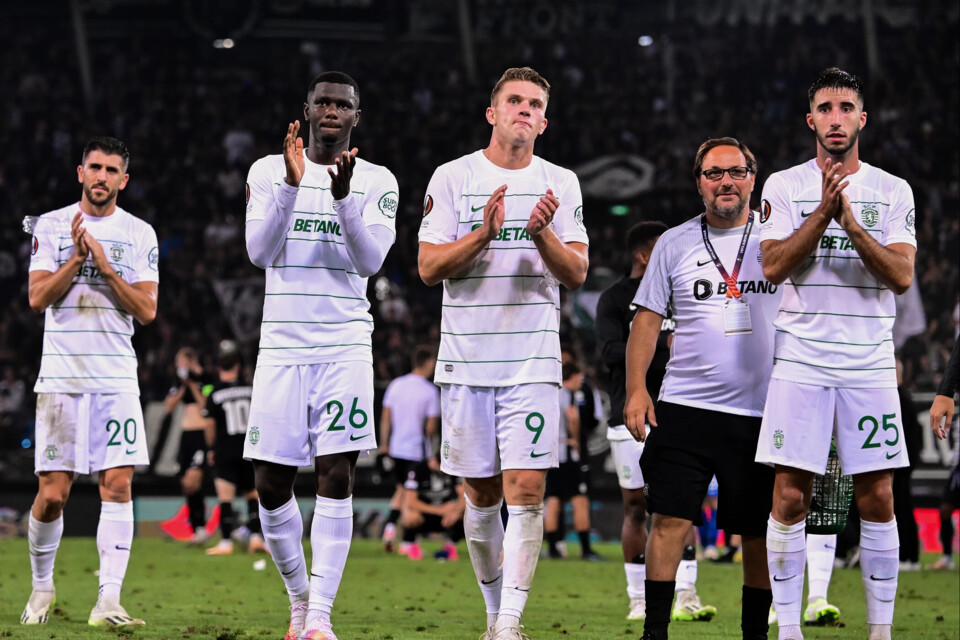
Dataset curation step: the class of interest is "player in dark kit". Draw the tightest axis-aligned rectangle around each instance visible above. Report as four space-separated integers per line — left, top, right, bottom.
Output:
400 457 466 561
203 340 266 555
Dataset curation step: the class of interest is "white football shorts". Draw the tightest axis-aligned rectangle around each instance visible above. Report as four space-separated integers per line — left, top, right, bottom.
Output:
34 392 149 475
609 431 645 490
244 361 376 466
439 383 559 478
756 378 909 475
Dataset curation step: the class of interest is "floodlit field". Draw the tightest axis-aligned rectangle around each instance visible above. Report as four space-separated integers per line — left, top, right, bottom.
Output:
0 539 957 639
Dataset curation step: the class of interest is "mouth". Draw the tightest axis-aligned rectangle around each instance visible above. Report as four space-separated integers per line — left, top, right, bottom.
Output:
826 133 846 141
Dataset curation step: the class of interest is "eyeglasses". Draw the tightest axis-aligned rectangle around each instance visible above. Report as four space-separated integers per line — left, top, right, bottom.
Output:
699 166 752 181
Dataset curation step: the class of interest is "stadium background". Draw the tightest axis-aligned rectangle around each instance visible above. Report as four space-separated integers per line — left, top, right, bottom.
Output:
0 0 956 542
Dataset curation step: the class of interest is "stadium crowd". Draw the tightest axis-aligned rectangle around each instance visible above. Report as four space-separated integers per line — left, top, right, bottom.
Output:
0 11 956 452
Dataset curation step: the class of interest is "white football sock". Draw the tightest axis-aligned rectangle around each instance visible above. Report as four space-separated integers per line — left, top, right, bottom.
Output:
675 558 697 592
309 495 353 619
464 497 504 627
625 562 646 600
767 516 806 635
260 497 309 603
29 513 63 591
497 503 543 626
97 501 134 603
860 518 898 626
806 533 836 601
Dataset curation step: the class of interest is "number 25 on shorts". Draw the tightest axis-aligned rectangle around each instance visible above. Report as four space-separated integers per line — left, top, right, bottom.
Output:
858 413 901 458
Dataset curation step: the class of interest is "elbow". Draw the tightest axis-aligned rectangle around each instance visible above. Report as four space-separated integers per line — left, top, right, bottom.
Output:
138 308 157 326
28 295 46 314
247 249 269 270
891 273 913 296
762 264 786 286
418 259 441 287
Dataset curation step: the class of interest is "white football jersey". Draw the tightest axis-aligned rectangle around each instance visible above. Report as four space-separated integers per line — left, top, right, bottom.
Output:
382 373 440 462
634 214 782 417
29 204 159 395
246 154 398 365
419 150 589 386
759 159 916 388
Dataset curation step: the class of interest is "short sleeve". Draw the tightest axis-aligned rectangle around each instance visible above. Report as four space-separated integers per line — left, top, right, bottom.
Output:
131 223 159 284
245 157 277 223
633 235 672 317
362 167 399 235
418 165 460 245
759 172 793 243
551 170 589 245
426 384 440 418
28 215 61 274
881 180 917 248
382 381 397 410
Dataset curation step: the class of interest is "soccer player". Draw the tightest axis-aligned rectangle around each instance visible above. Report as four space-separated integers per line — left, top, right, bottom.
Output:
929 337 958 570
399 456 466 561
757 67 917 640
22 136 158 628
163 346 214 544
244 71 398 640
418 66 589 640
379 345 440 553
597 221 715 622
203 339 266 555
624 138 781 640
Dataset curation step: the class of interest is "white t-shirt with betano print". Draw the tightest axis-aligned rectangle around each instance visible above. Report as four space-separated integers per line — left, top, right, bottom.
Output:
419 150 589 387
245 154 398 365
759 159 916 388
29 204 159 395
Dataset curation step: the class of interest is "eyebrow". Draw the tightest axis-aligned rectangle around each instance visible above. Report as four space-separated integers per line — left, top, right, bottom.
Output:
504 93 544 104
816 100 857 109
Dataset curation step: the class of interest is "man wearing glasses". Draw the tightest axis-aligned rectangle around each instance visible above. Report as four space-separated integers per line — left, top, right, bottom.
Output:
624 138 782 640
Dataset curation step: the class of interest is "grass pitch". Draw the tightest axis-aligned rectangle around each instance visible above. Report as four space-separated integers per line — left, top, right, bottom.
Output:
0 538 957 639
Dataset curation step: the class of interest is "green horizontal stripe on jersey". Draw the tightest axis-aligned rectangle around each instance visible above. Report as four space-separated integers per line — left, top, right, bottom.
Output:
262 319 372 325
57 258 132 270
38 376 138 380
264 292 365 301
259 343 370 350
438 356 561 364
273 182 364 195
45 329 134 336
775 330 893 347
441 329 559 337
52 305 128 314
293 210 337 217
774 357 895 371
460 193 546 198
43 352 137 357
482 246 537 251
285 237 345 245
785 282 887 291
269 265 359 275
442 301 557 309
448 274 542 281
792 227 881 234
57 236 134 246
457 218 533 224
792 199 891 206
779 310 895 319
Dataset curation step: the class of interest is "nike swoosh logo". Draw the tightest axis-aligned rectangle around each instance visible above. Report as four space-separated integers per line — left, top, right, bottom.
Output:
825 545 836 550
350 433 370 441
696 259 711 267
471 204 485 212
59 244 74 252
480 576 502 585
126 449 137 455
773 575 796 582
281 563 301 576
870 575 895 581
800 210 812 218
115 545 130 551
885 450 901 459
530 451 550 458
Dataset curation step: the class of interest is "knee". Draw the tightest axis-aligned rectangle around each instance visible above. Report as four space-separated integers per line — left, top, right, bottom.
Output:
401 511 423 529
36 486 69 519
625 501 647 528
506 472 545 504
857 483 894 521
181 471 202 495
774 484 809 523
102 475 132 503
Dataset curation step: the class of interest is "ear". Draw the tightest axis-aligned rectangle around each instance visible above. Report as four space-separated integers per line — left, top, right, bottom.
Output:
77 165 84 184
354 109 361 127
806 112 815 131
119 173 130 191
539 117 548 135
303 102 310 122
485 106 496 126
860 109 867 130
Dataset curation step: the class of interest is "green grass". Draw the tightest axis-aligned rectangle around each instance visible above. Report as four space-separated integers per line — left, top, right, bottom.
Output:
0 539 956 639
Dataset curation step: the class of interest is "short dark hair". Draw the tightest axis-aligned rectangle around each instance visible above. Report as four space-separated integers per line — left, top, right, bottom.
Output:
307 71 360 107
82 137 130 171
626 221 668 254
562 360 581 381
217 339 241 369
412 345 436 369
490 67 551 106
808 67 864 107
692 137 757 183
